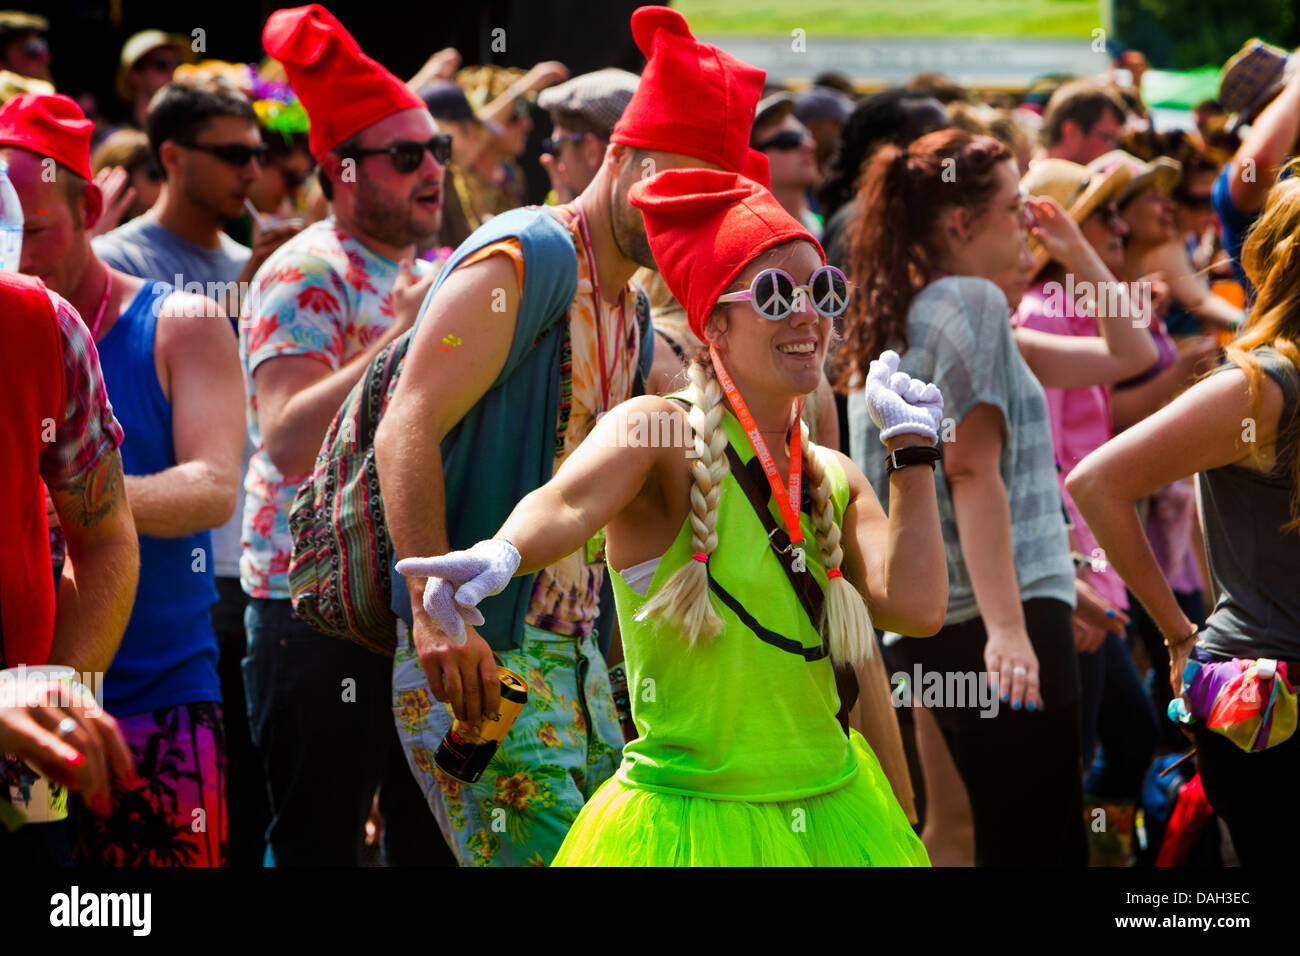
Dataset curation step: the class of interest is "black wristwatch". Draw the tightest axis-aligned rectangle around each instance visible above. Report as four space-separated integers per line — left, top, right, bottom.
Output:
885 444 942 475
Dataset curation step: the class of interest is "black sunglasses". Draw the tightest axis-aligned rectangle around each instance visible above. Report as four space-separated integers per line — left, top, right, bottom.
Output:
346 134 452 174
1175 192 1214 210
177 141 268 167
757 130 810 152
541 132 585 155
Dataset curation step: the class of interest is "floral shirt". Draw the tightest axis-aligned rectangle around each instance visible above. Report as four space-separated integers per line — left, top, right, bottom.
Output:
238 219 430 599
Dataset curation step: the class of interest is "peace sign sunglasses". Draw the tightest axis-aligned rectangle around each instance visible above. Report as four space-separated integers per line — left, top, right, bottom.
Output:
716 265 851 320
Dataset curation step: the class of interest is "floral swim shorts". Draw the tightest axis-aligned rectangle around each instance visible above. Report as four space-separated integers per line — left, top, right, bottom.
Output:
392 623 623 867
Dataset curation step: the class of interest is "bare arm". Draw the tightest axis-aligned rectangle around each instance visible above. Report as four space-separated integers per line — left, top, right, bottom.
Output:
1228 69 1300 214
1017 196 1159 388
1068 368 1280 680
498 398 676 573
124 293 243 538
1144 242 1244 332
838 439 946 636
48 452 140 674
255 261 432 477
1109 336 1219 431
944 402 1042 709
374 254 519 728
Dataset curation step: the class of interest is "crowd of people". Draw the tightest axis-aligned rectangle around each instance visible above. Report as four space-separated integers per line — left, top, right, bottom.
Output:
1 4 1297 868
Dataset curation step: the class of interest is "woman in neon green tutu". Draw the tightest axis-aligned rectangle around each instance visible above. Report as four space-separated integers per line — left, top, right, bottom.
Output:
398 167 947 866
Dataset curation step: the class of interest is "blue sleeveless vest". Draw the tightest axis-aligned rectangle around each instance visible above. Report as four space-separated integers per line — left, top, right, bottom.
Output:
96 282 221 714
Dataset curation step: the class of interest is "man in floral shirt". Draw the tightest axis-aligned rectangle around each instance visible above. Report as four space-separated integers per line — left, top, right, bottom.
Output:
237 4 442 864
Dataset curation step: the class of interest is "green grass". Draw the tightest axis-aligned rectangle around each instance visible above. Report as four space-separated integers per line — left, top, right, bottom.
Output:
676 0 1104 37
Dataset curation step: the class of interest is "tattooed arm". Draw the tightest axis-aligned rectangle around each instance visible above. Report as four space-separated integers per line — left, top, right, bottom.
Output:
47 450 140 673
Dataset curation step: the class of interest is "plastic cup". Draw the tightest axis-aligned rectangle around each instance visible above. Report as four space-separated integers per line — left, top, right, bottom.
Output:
2 665 78 823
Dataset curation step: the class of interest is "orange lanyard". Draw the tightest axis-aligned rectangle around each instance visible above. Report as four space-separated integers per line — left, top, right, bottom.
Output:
709 345 804 549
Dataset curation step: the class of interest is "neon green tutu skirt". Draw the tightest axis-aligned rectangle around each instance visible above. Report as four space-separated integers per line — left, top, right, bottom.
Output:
552 731 929 867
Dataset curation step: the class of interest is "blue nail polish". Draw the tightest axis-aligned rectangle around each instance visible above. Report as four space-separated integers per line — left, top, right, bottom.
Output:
1001 693 1009 702
1012 699 1021 710
1105 609 1118 619
1028 701 1036 712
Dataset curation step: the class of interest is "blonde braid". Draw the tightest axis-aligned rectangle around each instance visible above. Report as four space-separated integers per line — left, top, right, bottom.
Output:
633 360 729 645
802 419 874 667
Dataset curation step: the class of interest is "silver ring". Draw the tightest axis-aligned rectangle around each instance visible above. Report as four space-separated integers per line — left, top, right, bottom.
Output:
55 717 78 738
1012 666 1028 676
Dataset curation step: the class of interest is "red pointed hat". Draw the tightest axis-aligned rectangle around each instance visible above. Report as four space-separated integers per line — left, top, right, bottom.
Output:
0 93 93 181
263 4 425 159
611 5 765 173
628 168 823 340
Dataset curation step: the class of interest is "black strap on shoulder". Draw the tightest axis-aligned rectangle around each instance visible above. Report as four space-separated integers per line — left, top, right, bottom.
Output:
655 326 688 362
721 443 826 628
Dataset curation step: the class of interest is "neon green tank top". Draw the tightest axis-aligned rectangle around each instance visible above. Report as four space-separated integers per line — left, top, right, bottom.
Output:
611 401 856 801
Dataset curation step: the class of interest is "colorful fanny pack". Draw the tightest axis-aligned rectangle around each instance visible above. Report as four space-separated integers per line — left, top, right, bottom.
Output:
1168 655 1298 752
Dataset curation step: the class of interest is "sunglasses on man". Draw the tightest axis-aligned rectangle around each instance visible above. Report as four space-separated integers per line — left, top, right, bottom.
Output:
176 141 269 166
541 132 585 155
344 134 453 174
757 130 812 152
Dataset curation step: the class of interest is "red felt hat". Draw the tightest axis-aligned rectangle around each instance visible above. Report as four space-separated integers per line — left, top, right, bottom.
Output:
263 4 426 160
628 168 823 340
0 93 93 182
610 5 765 173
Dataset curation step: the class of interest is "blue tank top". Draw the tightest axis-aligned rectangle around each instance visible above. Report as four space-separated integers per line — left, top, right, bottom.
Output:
96 282 221 715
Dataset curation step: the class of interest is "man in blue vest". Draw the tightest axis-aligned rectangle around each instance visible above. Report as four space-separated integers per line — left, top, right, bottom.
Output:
376 5 768 866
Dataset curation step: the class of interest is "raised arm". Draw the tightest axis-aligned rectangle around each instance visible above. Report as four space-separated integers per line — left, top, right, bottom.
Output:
122 292 243 538
1067 366 1281 689
374 253 519 729
838 443 945 636
1015 196 1159 388
1143 241 1244 332
1227 69 1300 215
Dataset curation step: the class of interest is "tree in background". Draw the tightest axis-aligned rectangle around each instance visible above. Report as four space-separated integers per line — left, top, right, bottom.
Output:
1117 0 1299 70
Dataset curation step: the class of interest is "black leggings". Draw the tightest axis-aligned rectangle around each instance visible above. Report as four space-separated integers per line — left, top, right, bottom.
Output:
892 598 1087 866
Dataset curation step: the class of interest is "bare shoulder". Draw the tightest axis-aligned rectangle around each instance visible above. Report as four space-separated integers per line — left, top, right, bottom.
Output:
156 290 230 339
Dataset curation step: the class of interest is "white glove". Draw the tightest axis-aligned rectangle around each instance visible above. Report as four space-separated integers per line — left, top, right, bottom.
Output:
395 539 521 644
865 349 945 443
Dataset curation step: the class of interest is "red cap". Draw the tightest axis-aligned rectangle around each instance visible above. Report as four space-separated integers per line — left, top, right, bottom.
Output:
610 6 765 173
262 4 426 160
628 168 823 340
0 93 93 182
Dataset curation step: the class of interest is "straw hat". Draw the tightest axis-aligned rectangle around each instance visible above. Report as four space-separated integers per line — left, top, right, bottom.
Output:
1087 149 1182 205
1022 157 1132 224
1022 158 1132 272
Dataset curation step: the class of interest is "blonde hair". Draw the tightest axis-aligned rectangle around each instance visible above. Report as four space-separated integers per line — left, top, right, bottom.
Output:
635 359 875 666
1229 162 1300 531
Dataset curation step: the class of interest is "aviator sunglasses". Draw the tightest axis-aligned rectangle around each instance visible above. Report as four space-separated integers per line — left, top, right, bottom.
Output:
716 265 851 320
345 134 453 174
